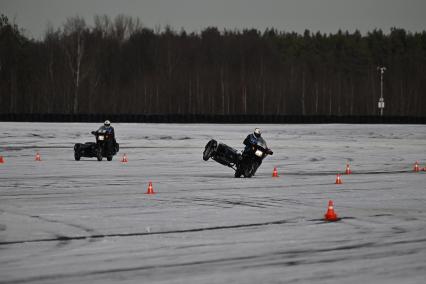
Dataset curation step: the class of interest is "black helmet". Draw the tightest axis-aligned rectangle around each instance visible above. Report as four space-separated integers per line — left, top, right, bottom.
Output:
104 120 111 127
254 128 261 138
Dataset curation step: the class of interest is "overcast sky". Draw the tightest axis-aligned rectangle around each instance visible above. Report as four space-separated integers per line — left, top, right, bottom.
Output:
1 0 425 39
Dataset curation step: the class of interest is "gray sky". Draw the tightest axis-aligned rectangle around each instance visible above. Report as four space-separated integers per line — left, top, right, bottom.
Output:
1 0 425 39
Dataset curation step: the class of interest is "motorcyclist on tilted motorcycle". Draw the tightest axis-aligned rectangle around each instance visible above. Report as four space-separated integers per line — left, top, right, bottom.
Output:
202 127 273 177
243 128 273 156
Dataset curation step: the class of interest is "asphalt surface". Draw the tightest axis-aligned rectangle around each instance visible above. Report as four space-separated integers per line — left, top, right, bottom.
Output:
1 123 426 283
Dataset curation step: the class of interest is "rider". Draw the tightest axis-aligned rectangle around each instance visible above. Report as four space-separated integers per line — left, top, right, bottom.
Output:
94 120 116 152
96 120 115 137
243 128 273 155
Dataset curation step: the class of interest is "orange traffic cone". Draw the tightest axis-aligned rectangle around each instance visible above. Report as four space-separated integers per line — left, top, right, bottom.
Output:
324 200 339 222
335 174 343 184
146 181 155 194
121 153 128 163
272 167 279 177
35 152 41 161
413 161 420 172
345 163 352 175
0 156 4 164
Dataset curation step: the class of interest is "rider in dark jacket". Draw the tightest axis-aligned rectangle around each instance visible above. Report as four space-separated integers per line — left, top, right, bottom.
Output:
97 120 115 138
243 128 273 155
94 120 116 152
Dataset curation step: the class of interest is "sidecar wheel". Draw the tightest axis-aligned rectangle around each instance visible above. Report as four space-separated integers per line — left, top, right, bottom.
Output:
74 144 81 161
203 140 217 161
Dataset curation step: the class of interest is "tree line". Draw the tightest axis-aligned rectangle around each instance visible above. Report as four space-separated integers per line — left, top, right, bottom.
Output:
1 14 425 117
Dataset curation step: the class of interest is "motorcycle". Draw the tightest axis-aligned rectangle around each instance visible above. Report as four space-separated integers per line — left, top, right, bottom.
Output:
74 129 119 161
203 137 273 177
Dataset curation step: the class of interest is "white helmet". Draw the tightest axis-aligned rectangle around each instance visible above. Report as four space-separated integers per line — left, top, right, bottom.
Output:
104 120 111 126
254 128 261 138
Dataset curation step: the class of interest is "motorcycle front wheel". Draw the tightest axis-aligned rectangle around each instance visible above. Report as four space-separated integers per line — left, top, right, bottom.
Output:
243 162 259 178
96 148 103 161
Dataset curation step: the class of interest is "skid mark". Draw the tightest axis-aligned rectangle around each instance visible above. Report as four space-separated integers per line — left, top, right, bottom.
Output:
0 218 296 246
31 215 99 236
185 197 268 209
3 238 426 284
309 157 326 162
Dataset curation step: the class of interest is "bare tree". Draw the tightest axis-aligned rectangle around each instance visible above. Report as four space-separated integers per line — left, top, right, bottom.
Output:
62 16 87 114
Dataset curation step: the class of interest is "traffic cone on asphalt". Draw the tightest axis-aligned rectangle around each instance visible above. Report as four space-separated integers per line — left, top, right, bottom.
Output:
324 200 339 222
121 153 128 163
413 161 420 172
345 163 352 175
35 152 41 161
335 174 343 184
0 156 4 164
272 167 279 177
146 181 155 194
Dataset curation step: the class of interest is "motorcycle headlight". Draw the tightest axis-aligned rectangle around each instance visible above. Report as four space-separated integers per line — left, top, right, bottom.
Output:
98 135 105 141
255 149 263 157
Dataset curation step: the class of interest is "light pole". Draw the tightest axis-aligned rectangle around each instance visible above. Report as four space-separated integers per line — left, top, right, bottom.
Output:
377 66 386 116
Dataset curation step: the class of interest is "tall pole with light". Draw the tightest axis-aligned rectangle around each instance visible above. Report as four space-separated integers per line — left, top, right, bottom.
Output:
377 66 386 116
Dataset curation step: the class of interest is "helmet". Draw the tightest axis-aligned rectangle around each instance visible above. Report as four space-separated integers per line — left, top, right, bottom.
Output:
104 120 111 127
254 128 261 138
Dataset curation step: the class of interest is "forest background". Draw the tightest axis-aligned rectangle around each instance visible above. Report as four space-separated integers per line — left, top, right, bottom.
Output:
1 14 425 120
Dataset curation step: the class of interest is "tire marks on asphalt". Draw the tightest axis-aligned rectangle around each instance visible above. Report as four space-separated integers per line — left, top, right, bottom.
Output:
0 218 296 246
